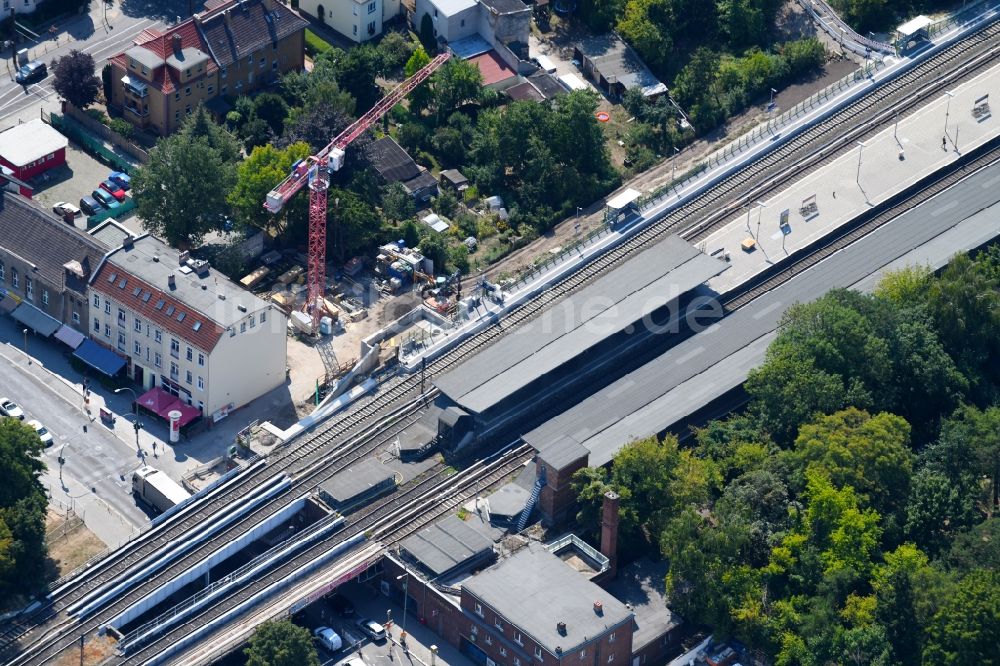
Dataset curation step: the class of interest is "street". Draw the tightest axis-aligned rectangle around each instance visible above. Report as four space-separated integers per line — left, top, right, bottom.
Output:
0 327 150 547
0 0 184 126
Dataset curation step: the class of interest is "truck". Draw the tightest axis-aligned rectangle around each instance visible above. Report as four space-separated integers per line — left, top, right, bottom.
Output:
131 466 191 513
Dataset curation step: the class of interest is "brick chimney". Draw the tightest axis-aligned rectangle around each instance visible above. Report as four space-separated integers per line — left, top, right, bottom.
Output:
171 33 182 56
600 490 620 579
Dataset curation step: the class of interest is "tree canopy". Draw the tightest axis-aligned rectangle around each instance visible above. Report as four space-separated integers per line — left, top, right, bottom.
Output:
244 620 320 666
50 50 100 108
0 418 48 602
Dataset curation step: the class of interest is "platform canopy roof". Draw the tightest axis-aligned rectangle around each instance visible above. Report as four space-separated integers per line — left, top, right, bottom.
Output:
896 15 931 36
434 235 728 414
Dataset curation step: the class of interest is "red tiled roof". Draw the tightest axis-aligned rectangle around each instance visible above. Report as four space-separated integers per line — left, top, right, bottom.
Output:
111 16 218 94
468 51 516 86
91 262 225 352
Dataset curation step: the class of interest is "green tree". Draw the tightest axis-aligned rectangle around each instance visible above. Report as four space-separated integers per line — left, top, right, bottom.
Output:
923 570 1000 665
252 92 290 136
50 50 100 108
244 620 320 666
430 59 483 119
789 408 913 516
874 265 932 307
380 182 415 224
418 12 436 53
617 0 674 73
328 188 382 262
405 46 433 113
418 231 447 271
935 404 1000 511
0 419 48 599
132 114 238 247
228 142 312 236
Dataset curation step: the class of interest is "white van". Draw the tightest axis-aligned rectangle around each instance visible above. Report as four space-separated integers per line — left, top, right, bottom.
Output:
532 54 557 74
314 626 343 652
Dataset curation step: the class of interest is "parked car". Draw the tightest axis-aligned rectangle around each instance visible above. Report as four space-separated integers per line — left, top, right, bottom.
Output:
356 617 386 642
53 202 81 217
0 397 25 420
99 179 127 202
91 188 121 209
79 196 102 216
313 626 343 652
27 420 53 447
108 171 131 190
15 60 46 84
326 593 354 616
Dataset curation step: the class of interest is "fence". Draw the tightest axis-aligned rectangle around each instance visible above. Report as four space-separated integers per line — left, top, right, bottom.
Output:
87 197 137 227
44 110 134 173
62 104 150 164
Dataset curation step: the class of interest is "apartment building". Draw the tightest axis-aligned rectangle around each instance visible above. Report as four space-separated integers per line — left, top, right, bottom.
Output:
0 191 103 339
108 0 308 135
298 0 401 43
88 234 287 420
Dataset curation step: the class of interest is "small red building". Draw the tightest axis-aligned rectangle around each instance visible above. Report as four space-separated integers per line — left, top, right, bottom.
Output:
0 119 68 182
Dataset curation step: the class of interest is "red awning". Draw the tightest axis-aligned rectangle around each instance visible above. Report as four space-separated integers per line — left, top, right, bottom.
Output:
136 386 180 417
135 387 202 426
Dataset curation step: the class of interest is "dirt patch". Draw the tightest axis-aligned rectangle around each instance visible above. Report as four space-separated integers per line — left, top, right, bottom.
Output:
51 634 117 666
45 509 107 577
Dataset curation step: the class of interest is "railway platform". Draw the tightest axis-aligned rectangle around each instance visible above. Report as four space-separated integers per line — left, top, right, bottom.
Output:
702 61 999 294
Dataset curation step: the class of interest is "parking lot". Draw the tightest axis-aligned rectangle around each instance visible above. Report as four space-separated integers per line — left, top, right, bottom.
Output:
292 581 473 666
29 141 137 230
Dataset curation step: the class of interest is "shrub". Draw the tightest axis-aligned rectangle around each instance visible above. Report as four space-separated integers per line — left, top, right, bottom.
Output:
304 29 332 58
109 117 134 139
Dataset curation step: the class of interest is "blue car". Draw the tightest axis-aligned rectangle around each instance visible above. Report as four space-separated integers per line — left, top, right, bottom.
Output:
108 171 131 190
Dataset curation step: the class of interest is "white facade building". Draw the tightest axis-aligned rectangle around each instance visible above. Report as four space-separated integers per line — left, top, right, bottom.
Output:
89 234 287 420
298 0 401 43
3 0 45 16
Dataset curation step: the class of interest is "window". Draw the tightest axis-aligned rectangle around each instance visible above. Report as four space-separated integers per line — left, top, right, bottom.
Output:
485 635 492 645
197 63 202 72
0 263 5 281
104 324 111 338
514 659 521 666
155 329 162 343
249 315 255 328
41 289 48 306
260 311 266 323
175 111 181 121
240 322 247 333
154 352 162 368
24 277 32 300
141 65 147 75
494 619 503 631
470 624 478 635
197 352 205 366
175 91 180 101
579 650 587 660
248 53 254 65
609 632 615 643
11 268 17 288
118 332 126 351
186 346 193 361
170 338 180 357
185 86 191 96
186 104 192 115
514 632 523 646
93 318 100 333
185 370 192 384
72 312 80 324
474 603 483 617
134 340 142 355
259 55 265 68
460 18 464 26
185 68 191 77
135 318 143 332
221 84 227 95
353 25 357 35
197 376 204 390
170 362 179 379
368 20 375 33
118 308 126 325
499 647 507 657
207 85 214 94
368 1 375 12
272 60 278 71
105 300 111 314
220 66 227 79
433 7 437 16
607 655 615 663
535 647 543 659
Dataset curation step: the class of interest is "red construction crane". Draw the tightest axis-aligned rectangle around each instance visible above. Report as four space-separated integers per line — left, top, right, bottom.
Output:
264 51 452 329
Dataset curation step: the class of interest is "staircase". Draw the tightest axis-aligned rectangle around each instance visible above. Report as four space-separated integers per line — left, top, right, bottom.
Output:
514 467 546 533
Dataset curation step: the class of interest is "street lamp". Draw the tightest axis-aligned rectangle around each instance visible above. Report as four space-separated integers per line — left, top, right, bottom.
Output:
22 327 29 364
755 200 766 240
943 90 955 137
856 141 866 184
671 146 680 182
115 387 143 455
396 569 410 647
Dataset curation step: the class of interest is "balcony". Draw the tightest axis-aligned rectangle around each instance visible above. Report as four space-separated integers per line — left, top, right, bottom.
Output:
125 103 149 118
121 74 149 98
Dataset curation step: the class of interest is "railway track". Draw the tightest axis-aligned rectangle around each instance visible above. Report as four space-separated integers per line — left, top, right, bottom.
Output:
121 443 534 665
4 17 999 665
123 138 1000 666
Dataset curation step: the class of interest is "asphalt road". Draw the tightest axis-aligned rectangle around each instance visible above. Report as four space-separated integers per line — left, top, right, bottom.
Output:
0 0 185 125
0 322 150 544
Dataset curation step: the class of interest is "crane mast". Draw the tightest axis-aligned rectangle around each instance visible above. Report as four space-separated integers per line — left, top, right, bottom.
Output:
264 51 452 329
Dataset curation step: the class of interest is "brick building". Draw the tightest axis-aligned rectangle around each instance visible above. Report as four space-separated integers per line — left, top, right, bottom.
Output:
108 0 308 136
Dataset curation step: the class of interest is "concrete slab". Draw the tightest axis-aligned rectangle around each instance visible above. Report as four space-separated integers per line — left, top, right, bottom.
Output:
702 61 1000 294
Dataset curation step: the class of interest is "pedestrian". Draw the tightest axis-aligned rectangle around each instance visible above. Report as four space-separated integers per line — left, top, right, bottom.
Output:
832 191 836 199
942 135 947 150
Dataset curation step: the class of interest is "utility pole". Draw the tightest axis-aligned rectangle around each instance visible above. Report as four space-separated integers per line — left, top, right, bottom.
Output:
23 327 29 364
856 141 865 183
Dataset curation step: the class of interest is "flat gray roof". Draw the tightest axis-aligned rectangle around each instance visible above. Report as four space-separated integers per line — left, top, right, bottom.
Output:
400 514 494 577
320 458 396 504
106 235 271 328
125 45 165 70
435 236 727 414
464 543 633 656
575 34 665 95
602 558 679 651
526 161 1000 469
